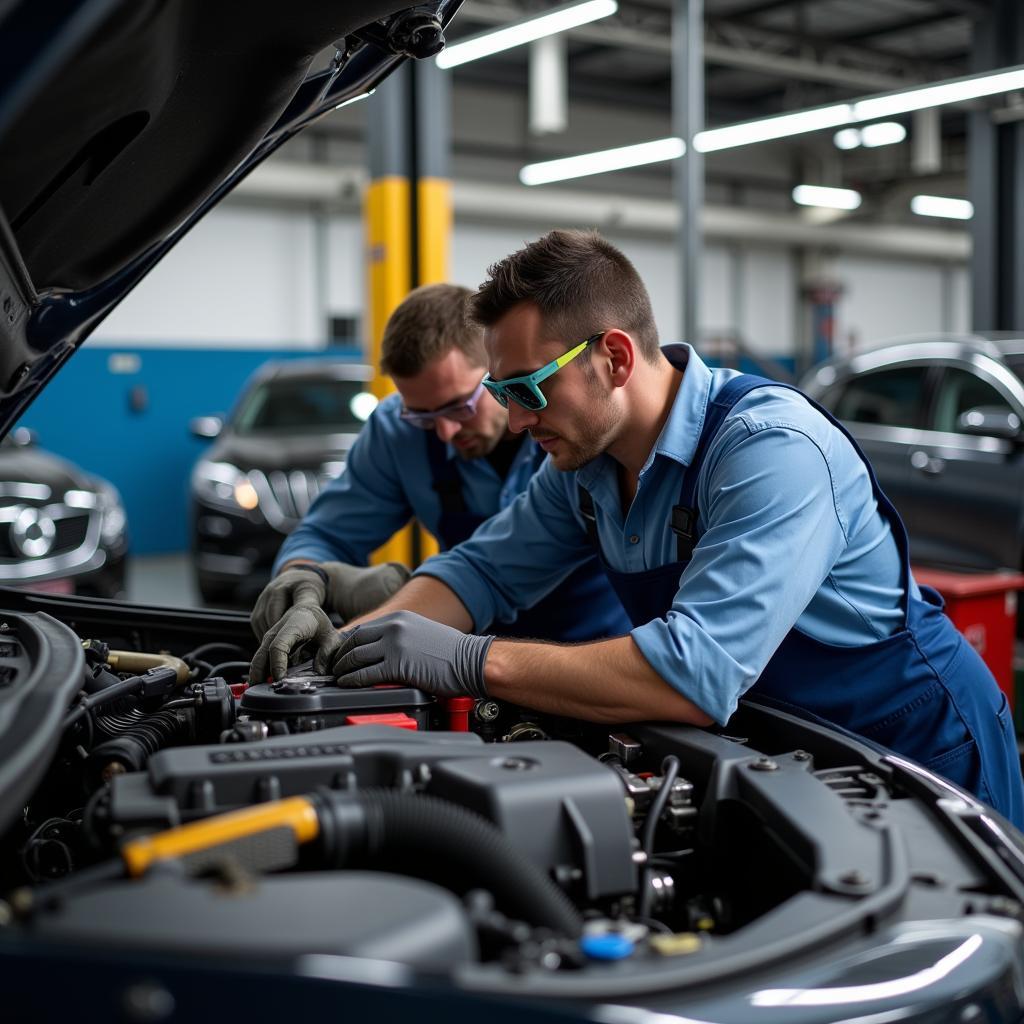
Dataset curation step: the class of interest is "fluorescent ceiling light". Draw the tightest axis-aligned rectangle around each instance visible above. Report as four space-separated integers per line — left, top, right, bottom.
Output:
792 184 862 211
833 128 861 150
697 63 1024 153
860 121 907 147
910 195 974 220
437 0 617 69
520 136 685 185
853 66 1024 121
517 62 1024 182
695 104 852 153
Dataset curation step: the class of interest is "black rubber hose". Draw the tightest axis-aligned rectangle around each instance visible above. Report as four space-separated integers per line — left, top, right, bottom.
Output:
638 755 681 919
316 789 583 938
86 710 192 787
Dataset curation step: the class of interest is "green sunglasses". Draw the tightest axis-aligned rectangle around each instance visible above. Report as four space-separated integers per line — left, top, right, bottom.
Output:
481 332 603 412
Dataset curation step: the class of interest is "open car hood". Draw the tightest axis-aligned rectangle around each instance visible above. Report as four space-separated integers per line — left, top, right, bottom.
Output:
0 0 460 438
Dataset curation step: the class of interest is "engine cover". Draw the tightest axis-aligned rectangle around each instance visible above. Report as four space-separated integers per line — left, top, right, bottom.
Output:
29 871 477 969
107 725 637 900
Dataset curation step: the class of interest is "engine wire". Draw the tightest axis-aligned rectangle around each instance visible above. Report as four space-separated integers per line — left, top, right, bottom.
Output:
184 642 248 663
638 754 681 920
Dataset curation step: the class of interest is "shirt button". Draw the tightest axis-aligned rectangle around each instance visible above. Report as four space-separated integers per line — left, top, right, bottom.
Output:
629 535 640 545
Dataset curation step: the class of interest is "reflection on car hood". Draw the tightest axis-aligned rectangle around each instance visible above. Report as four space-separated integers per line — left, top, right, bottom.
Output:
208 432 357 474
0 447 95 496
0 0 460 440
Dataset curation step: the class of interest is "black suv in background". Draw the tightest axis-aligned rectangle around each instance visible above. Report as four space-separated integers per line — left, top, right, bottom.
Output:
800 335 1024 573
190 359 374 604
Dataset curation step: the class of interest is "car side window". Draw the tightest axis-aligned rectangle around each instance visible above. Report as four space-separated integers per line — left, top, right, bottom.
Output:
830 367 927 428
932 368 1012 434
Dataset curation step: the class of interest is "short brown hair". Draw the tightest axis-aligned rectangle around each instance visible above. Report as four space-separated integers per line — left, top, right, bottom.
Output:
468 230 660 362
380 283 484 377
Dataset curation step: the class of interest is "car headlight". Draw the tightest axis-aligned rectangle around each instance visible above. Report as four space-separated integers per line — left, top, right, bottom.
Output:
94 482 127 546
192 460 260 513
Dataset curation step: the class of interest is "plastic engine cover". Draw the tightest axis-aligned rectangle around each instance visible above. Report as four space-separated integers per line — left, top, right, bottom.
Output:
29 871 477 969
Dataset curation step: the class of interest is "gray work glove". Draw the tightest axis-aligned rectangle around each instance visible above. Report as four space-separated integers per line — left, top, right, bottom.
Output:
250 605 343 683
328 611 494 698
251 565 327 638
249 562 411 683
322 561 410 621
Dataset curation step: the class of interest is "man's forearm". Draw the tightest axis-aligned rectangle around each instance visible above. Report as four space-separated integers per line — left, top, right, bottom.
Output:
345 575 475 632
484 635 714 726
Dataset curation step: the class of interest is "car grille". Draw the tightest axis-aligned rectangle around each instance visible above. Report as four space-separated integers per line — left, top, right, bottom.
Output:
248 469 326 531
0 496 101 580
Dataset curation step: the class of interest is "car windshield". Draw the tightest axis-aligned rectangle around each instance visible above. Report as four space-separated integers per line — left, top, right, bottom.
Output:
232 378 372 436
1003 355 1024 386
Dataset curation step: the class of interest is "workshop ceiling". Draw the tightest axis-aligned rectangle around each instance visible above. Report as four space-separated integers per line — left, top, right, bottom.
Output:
451 0 977 117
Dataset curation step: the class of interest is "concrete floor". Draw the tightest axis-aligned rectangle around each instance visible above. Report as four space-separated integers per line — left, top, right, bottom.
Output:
126 553 204 609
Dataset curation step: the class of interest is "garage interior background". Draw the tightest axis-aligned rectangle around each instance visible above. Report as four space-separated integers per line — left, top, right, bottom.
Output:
24 0 990 555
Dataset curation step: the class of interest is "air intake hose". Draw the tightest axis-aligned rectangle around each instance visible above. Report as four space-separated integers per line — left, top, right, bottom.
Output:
86 710 191 787
314 789 583 937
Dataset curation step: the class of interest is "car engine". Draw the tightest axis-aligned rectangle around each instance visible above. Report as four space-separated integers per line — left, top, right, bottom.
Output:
3 599 1024 1013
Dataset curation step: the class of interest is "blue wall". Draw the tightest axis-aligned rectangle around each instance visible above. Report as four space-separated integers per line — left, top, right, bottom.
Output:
23 345 797 557
21 346 361 555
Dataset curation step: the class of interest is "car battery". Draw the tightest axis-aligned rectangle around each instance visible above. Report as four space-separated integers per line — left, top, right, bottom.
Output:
239 673 434 731
912 566 1024 713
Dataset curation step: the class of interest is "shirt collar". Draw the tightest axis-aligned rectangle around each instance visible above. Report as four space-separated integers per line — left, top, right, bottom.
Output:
648 343 712 469
576 343 712 489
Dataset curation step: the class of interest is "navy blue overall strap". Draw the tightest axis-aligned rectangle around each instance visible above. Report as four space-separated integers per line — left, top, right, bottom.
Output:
577 375 780 561
672 374 779 559
424 429 469 516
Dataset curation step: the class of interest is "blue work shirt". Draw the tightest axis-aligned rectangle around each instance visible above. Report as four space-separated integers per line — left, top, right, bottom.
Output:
276 392 560 569
416 344 912 725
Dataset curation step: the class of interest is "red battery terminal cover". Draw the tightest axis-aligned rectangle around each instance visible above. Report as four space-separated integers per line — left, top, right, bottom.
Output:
344 712 419 730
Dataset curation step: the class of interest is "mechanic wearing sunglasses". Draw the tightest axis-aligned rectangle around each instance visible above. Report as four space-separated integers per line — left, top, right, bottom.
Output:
250 282 629 683
319 229 1023 828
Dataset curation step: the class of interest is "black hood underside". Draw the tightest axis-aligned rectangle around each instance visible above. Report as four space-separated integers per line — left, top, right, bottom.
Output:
0 0 418 291
0 0 456 437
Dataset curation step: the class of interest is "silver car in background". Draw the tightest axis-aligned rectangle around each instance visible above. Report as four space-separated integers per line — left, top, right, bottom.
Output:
801 335 1024 573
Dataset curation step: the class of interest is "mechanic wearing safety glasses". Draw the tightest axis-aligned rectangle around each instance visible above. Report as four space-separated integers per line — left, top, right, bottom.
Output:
250 282 629 681
289 229 1024 829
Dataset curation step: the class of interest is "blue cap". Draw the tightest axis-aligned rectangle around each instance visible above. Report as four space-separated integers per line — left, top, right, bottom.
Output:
580 933 635 961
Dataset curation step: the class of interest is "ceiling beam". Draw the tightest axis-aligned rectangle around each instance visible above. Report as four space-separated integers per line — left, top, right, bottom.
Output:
839 10 967 45
455 2 928 90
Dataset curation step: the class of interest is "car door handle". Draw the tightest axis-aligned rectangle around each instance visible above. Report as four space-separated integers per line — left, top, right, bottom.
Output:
910 450 945 475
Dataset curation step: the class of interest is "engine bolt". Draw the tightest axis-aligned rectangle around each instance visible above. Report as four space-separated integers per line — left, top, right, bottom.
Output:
749 757 778 771
793 750 811 762
475 700 501 722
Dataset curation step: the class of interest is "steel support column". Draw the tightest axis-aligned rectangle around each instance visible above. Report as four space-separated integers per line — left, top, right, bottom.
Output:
673 0 704 346
969 0 1024 331
365 59 451 567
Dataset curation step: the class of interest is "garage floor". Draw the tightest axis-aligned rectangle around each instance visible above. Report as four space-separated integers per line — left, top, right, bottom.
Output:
126 553 204 609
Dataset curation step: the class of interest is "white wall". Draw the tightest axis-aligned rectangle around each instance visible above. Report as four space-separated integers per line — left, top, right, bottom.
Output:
834 255 970 352
91 200 968 362
92 206 322 347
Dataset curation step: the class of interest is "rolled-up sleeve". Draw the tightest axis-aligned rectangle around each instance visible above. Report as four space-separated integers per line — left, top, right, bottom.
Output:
631 422 848 725
274 405 414 572
415 458 594 631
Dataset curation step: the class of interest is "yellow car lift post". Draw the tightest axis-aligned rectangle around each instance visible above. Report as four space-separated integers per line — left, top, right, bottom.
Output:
365 59 449 569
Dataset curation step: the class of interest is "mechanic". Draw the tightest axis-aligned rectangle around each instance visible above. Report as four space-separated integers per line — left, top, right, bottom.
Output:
317 230 1024 827
250 281 630 681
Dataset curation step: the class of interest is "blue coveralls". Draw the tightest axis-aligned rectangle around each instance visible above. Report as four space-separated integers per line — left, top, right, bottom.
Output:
424 431 629 642
581 373 1024 827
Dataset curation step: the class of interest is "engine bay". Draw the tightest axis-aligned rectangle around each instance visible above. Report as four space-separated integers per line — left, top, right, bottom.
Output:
3 597 1024 1009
